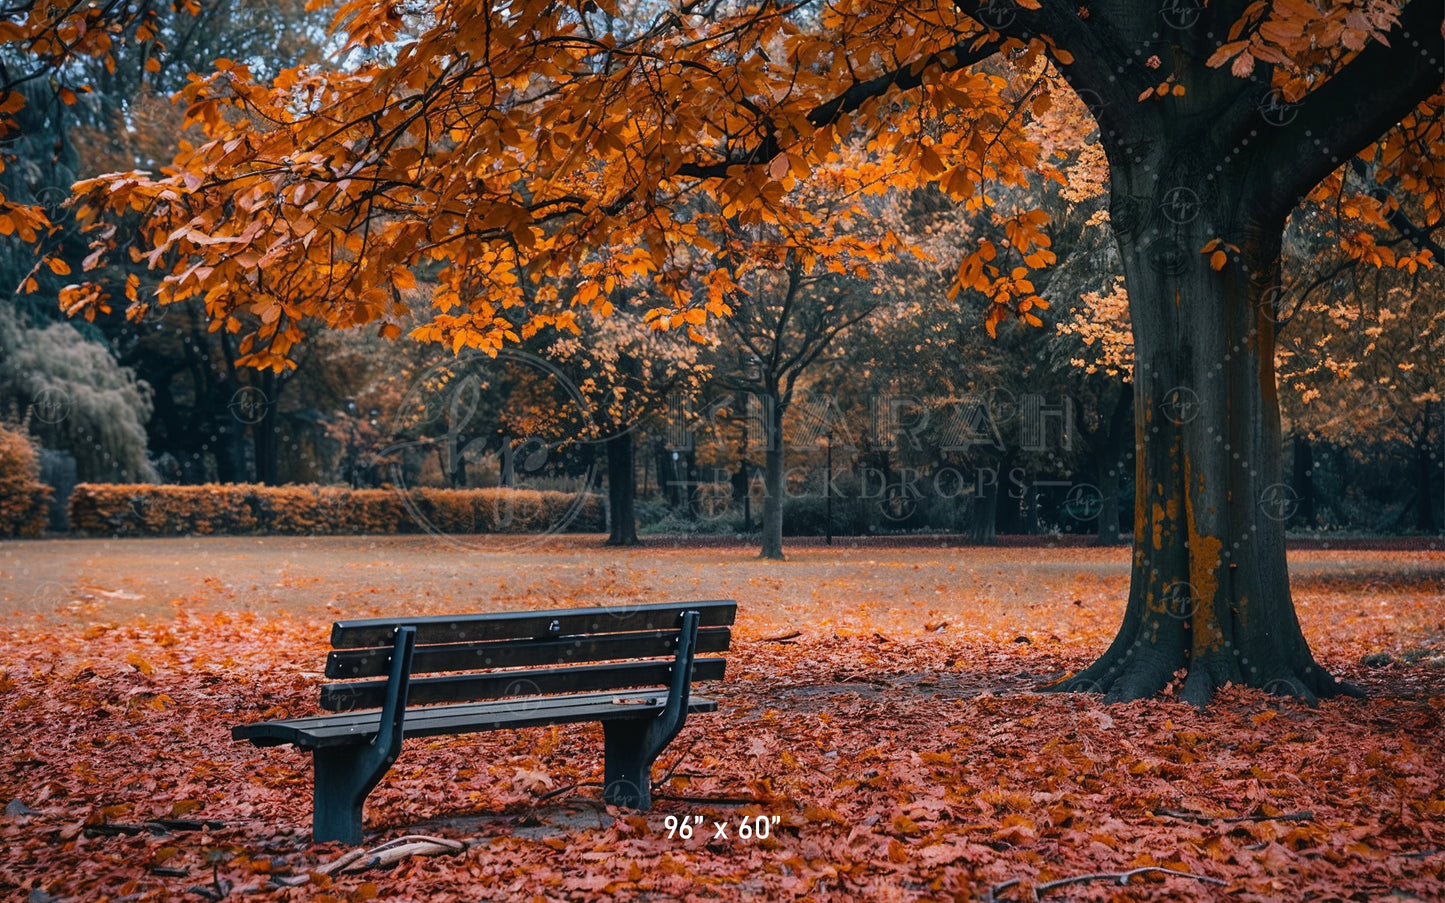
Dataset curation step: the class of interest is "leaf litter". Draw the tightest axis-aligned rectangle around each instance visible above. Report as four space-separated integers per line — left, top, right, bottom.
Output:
0 541 1441 901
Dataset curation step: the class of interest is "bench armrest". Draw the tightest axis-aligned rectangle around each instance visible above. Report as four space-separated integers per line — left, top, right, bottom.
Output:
375 625 417 756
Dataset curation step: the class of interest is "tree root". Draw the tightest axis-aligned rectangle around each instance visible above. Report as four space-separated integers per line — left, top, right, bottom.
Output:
1042 646 1365 709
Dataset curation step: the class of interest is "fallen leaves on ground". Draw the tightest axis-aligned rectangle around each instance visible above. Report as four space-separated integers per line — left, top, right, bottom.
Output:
1 546 1442 901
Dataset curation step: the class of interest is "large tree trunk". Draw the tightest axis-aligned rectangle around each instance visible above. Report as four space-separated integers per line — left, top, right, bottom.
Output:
760 395 786 560
955 0 1440 712
606 431 639 546
1052 159 1356 707
1094 386 1131 546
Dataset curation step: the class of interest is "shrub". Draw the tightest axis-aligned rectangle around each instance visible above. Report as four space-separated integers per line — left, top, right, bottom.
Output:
0 424 52 538
67 484 604 537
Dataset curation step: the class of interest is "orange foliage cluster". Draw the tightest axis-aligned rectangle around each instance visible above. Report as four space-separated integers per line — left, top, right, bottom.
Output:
0 1 172 281
0 424 51 538
67 484 603 537
65 0 1063 368
0 596 1441 902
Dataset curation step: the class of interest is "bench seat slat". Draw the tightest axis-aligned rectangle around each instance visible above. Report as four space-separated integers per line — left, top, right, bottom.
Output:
234 693 720 750
326 627 732 678
330 600 737 649
320 658 726 711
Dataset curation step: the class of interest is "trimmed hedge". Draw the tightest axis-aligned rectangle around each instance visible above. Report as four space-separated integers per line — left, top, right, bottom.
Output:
0 425 51 538
68 483 604 537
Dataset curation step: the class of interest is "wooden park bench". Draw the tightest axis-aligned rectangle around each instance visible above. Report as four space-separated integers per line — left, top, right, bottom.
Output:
232 600 737 844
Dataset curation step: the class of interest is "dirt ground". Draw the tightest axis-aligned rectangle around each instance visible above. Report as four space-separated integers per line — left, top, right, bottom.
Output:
3 534 1442 658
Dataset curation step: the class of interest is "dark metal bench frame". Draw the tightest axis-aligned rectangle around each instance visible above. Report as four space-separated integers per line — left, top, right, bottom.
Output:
232 600 736 844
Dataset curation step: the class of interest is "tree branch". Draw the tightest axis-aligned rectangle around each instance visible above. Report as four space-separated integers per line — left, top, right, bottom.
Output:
674 36 1002 179
1256 0 1445 224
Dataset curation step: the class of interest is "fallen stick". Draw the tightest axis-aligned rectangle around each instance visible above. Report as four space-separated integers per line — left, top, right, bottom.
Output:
990 866 1226 901
316 835 467 876
1154 807 1313 824
761 632 802 643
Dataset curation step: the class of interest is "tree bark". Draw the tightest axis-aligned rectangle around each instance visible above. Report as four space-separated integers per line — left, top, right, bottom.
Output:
606 431 639 546
1050 156 1356 706
1095 386 1131 545
760 394 786 560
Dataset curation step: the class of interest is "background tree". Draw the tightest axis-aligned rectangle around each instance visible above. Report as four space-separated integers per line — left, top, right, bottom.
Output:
543 299 709 545
0 304 155 481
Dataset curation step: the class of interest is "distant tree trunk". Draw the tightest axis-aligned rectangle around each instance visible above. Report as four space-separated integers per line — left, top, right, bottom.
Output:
1416 403 1437 533
760 393 786 560
254 370 281 485
606 431 639 546
1291 434 1316 529
1095 386 1131 546
971 465 998 545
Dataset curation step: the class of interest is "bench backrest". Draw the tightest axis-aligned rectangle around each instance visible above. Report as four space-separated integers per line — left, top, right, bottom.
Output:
319 600 736 712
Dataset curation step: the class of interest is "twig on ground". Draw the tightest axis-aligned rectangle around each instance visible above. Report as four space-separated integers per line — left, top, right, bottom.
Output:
534 781 600 802
1154 807 1313 824
761 632 802 643
309 835 466 877
650 794 766 806
990 866 1226 901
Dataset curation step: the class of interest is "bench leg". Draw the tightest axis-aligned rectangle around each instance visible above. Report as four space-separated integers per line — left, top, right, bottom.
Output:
601 720 656 810
313 745 393 845
311 626 415 845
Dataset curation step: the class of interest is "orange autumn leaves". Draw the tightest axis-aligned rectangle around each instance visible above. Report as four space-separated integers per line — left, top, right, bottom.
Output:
1 566 1443 902
63 0 1061 368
